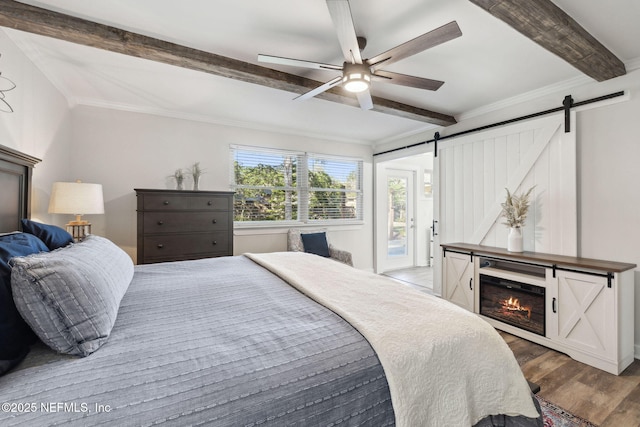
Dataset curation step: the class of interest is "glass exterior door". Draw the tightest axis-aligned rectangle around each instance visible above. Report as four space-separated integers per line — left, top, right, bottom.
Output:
385 170 414 270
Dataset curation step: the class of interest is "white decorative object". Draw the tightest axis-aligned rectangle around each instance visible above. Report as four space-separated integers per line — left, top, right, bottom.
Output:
507 227 523 252
172 169 184 190
501 186 534 251
190 162 205 191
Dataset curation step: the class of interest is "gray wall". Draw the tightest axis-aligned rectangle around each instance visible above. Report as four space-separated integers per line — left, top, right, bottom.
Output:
68 106 375 269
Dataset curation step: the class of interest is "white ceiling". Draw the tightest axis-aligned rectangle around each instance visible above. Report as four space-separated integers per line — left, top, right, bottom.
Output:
5 0 640 144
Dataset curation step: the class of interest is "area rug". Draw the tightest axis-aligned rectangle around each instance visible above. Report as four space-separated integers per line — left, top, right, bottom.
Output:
537 395 598 427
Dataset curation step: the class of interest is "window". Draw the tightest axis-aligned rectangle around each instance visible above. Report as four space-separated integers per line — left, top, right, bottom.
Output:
423 169 432 197
231 145 363 225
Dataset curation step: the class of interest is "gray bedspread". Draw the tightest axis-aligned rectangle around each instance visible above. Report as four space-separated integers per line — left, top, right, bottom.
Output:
0 256 394 426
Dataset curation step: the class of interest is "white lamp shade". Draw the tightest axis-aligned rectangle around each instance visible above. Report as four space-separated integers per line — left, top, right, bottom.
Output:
48 181 105 215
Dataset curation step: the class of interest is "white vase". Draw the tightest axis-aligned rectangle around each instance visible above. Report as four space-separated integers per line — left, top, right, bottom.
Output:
507 227 523 252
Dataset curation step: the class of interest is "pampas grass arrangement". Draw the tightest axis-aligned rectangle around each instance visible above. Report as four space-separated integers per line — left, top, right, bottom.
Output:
501 186 534 228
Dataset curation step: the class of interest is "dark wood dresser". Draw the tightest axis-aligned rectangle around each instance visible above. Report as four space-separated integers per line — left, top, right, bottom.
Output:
135 189 234 264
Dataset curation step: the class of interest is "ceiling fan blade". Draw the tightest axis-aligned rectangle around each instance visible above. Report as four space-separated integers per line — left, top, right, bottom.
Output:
294 76 343 101
368 21 462 70
258 54 343 71
373 70 444 91
326 0 363 64
356 90 373 110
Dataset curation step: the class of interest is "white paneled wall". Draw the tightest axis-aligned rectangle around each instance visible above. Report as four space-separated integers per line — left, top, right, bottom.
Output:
438 113 577 256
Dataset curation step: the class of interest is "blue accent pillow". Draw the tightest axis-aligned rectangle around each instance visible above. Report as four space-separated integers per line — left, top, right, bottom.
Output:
21 219 74 250
0 233 48 376
300 232 331 258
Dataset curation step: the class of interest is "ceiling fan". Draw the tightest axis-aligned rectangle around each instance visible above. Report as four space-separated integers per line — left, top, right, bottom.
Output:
258 0 462 110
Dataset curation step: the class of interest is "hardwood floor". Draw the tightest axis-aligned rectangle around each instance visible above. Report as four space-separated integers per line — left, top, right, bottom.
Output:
501 331 640 426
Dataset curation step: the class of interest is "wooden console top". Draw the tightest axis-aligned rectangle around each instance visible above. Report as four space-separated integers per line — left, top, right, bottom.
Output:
441 242 636 273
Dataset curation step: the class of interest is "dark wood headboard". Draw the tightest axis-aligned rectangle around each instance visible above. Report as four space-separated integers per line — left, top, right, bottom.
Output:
0 145 41 233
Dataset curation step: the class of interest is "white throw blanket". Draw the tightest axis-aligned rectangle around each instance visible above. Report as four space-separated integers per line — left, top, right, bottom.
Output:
246 252 539 427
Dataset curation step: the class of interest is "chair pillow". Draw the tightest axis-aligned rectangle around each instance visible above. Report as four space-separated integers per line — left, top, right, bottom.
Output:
10 235 133 357
21 219 74 250
301 232 331 258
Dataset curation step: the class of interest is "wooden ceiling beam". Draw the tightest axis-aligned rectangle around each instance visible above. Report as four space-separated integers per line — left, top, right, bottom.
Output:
469 0 626 82
0 0 456 126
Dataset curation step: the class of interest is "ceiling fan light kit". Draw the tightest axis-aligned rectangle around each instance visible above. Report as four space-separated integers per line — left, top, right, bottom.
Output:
258 0 462 111
342 63 371 93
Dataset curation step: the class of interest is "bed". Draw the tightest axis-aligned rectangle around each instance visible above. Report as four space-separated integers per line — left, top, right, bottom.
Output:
0 145 542 427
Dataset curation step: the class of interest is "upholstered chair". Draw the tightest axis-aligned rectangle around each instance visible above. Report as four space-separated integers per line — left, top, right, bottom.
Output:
287 229 353 267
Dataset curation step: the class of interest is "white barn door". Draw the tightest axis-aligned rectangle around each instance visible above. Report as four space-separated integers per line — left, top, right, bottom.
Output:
437 113 577 258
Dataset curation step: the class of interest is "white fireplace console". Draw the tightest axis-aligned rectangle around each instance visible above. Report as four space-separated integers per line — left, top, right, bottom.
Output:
441 243 636 375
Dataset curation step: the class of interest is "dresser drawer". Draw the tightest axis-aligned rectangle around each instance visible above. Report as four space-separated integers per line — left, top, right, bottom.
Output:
142 211 230 233
142 194 231 211
143 232 231 259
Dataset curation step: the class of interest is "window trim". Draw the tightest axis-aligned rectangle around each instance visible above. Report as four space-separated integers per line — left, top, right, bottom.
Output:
230 144 364 227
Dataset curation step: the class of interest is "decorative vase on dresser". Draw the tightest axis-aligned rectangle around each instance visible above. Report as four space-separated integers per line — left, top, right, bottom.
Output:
135 189 234 264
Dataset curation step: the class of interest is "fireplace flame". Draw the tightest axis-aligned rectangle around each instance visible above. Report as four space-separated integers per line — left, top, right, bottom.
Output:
502 296 532 319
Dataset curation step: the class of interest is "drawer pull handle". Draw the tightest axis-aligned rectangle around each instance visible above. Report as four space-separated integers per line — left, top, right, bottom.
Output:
212 241 217 245
163 201 170 205
207 201 213 206
157 244 164 249
157 220 164 225
212 219 217 224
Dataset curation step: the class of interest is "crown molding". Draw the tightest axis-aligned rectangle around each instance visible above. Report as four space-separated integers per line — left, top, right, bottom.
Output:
457 74 591 122
625 55 640 72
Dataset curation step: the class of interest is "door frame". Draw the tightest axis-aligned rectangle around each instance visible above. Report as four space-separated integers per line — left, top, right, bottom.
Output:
374 145 436 277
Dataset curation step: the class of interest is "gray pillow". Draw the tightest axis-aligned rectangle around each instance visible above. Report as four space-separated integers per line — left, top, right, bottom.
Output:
10 235 133 357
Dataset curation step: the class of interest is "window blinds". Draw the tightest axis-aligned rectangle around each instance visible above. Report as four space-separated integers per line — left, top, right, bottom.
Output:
230 145 363 224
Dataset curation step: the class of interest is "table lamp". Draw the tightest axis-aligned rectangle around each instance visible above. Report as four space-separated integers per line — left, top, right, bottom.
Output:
48 180 104 241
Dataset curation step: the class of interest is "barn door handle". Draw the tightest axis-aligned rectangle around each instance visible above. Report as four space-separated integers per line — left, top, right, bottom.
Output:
469 278 473 290
552 297 557 313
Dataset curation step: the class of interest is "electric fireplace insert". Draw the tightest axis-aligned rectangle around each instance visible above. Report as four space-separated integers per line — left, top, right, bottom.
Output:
479 274 545 336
